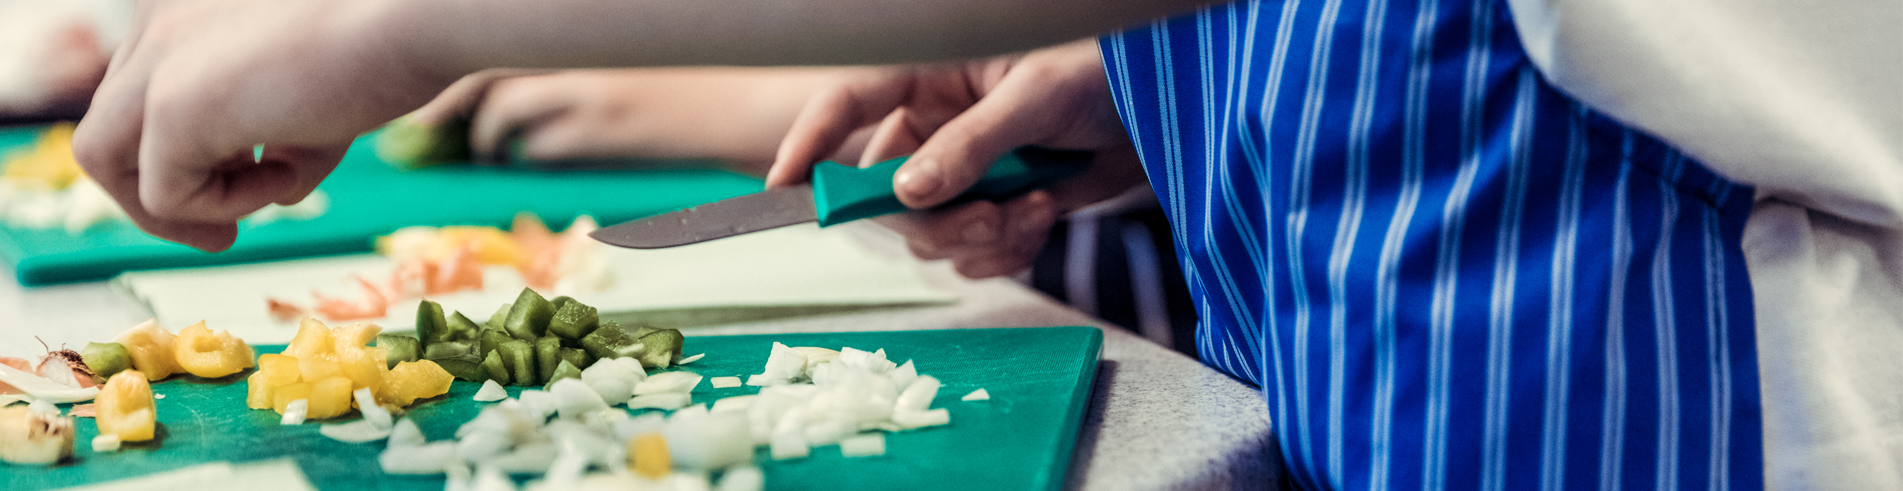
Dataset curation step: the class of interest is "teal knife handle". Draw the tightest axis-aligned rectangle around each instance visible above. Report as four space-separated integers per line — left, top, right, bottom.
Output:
811 148 1091 227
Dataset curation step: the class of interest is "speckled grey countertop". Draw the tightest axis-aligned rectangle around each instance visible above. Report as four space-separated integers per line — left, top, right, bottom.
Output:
0 224 1277 490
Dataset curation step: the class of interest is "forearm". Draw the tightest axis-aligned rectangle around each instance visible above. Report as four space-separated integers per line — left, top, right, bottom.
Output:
390 0 1215 80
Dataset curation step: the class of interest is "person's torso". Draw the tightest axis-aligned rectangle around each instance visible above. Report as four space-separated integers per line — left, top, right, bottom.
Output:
1099 0 1763 489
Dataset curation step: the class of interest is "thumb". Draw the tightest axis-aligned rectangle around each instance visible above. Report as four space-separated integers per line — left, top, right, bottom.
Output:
893 86 1064 209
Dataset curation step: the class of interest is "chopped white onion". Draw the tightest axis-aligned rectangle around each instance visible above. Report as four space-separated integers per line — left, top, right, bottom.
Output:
580 359 640 403
611 357 648 381
664 410 754 470
709 377 741 389
716 465 764 491
353 388 393 430
548 379 609 420
768 431 808 461
889 361 918 390
678 353 705 365
612 413 666 442
838 433 886 457
320 419 393 443
480 442 558 474
379 441 455 474
280 399 308 425
456 431 512 462
388 418 426 448
894 375 940 413
91 434 121 452
961 388 990 401
474 380 508 402
539 441 589 488
709 395 755 413
471 465 516 491
633 371 702 395
627 393 692 410
517 390 558 421
892 408 950 430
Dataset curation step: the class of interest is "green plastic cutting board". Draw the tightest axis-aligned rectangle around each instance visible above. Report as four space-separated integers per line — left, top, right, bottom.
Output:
0 125 763 285
3 327 1103 491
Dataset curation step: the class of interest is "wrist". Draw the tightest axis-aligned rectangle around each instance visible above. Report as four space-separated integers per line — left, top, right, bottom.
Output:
352 0 474 93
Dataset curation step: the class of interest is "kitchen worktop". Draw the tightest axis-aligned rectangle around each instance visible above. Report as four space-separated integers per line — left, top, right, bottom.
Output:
0 222 1277 490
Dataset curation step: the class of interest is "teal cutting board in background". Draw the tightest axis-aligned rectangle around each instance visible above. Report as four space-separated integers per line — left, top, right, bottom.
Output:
3 327 1104 491
0 125 763 285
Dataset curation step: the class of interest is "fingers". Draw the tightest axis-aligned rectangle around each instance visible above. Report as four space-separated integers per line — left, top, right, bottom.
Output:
408 68 555 127
264 144 348 206
892 67 1076 209
469 76 576 163
767 67 915 187
857 107 926 166
882 190 1058 279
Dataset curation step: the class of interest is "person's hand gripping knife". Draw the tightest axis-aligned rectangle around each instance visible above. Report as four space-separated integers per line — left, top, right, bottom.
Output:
769 38 1148 279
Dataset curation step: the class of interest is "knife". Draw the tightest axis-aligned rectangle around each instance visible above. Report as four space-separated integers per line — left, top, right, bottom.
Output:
589 147 1091 249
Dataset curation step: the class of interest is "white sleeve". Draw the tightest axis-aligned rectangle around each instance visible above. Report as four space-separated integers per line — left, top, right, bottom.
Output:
1503 1 1903 489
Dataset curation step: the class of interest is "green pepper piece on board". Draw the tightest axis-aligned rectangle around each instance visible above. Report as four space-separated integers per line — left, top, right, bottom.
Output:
445 311 482 343
557 347 594 372
635 329 685 368
580 324 646 361
433 355 484 382
548 301 599 340
484 303 512 331
534 336 564 385
497 339 536 386
376 334 421 368
505 288 556 341
478 350 510 385
542 360 583 390
479 328 512 359
424 341 473 360
416 300 449 346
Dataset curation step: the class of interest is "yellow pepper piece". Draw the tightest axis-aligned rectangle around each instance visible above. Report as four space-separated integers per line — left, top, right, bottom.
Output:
255 353 301 387
298 356 341 383
285 318 335 360
329 323 383 353
114 320 183 380
96 370 156 442
245 372 272 410
0 123 82 191
272 382 313 415
385 360 454 406
336 346 388 396
629 433 670 479
173 322 256 378
306 376 354 420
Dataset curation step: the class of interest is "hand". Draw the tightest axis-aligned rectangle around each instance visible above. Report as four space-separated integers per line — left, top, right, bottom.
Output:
769 38 1146 278
72 0 451 251
407 68 869 173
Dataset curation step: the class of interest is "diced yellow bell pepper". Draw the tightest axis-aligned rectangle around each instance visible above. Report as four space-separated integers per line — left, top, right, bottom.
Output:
306 376 354 420
96 370 156 442
256 353 300 387
246 372 272 410
285 318 335 360
298 355 341 382
272 382 313 415
329 323 383 353
385 360 453 406
114 320 183 380
337 346 387 392
629 433 670 479
173 322 256 378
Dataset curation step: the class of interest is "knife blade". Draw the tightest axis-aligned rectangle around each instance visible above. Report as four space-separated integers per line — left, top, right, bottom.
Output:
590 147 1090 249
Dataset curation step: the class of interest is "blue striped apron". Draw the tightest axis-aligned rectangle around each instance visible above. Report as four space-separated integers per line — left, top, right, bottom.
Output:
1098 0 1763 489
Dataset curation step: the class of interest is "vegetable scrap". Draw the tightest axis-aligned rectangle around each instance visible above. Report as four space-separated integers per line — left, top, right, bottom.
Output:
267 213 610 323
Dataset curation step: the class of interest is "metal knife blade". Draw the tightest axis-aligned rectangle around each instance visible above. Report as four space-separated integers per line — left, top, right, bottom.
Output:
589 185 817 249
